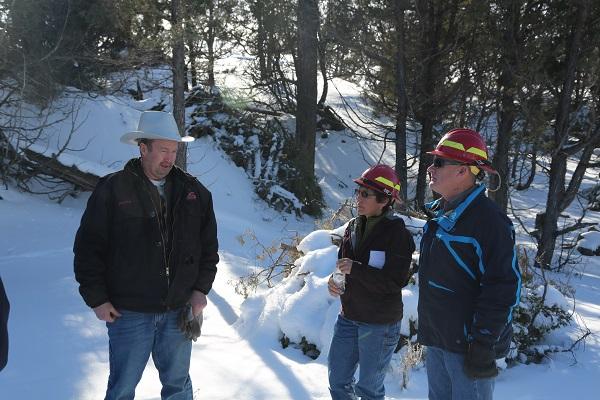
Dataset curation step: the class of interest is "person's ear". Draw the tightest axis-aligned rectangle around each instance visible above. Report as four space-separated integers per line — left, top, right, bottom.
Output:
139 143 148 157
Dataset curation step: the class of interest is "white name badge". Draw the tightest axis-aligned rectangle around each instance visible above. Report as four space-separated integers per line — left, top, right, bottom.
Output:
368 250 386 269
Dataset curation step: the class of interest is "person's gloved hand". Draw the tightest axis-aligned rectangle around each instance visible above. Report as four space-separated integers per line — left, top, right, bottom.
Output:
464 340 498 379
177 304 203 342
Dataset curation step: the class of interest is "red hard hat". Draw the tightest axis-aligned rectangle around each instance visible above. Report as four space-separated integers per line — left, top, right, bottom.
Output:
427 128 497 174
353 165 401 201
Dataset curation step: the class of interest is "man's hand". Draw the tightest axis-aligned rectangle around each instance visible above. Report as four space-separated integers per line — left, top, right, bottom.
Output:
93 302 121 323
189 290 207 317
336 258 354 274
328 275 343 297
178 304 203 341
464 340 498 379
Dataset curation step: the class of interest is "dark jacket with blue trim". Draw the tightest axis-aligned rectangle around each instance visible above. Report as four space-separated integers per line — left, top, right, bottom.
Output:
74 158 219 313
417 185 520 356
339 211 416 324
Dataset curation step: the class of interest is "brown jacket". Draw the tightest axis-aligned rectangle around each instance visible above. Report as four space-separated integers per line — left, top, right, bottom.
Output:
339 212 415 324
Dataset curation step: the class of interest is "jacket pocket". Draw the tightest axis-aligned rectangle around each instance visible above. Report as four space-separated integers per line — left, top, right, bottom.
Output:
494 323 513 358
427 280 455 293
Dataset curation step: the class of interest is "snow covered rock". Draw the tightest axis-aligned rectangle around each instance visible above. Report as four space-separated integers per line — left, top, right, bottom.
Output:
583 183 600 211
297 230 335 254
238 223 421 361
576 229 600 256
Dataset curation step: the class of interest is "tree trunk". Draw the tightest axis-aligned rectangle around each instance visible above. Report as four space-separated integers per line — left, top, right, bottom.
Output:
535 1 589 268
489 0 521 212
190 57 197 88
172 0 187 170
253 1 268 80
413 0 445 207
188 36 198 88
415 118 435 206
317 31 328 106
287 0 322 214
206 0 216 88
393 0 409 202
295 0 319 182
536 154 567 268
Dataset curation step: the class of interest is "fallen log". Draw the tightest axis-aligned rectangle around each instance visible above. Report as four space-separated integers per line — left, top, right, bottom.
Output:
22 148 99 191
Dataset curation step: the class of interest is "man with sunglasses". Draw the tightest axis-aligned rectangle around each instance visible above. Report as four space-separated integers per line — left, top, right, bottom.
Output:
327 164 415 400
417 128 521 400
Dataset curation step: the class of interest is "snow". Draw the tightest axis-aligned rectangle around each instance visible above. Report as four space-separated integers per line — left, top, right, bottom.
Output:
267 184 303 211
278 274 333 346
297 230 335 254
1 62 600 399
400 288 419 338
577 230 600 255
249 230 421 367
535 284 571 311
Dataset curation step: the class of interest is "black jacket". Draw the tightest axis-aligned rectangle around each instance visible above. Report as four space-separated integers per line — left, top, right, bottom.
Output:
339 212 415 324
417 185 521 355
0 276 8 371
73 158 219 313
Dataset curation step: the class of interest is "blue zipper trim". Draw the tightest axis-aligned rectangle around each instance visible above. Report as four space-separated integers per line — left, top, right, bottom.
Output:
427 185 486 232
428 280 455 293
507 227 522 323
435 230 485 280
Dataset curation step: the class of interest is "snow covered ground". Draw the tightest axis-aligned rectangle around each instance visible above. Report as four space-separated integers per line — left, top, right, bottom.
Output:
1 64 600 399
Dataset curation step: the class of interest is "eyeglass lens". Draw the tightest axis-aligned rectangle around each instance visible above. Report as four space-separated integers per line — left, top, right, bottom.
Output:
354 188 372 198
433 157 461 168
433 157 445 168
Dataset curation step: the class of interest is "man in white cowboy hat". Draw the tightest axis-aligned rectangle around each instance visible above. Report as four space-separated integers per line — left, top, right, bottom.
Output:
74 111 218 400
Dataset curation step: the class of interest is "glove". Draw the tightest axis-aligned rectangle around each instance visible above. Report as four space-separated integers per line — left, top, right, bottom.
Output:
177 304 203 342
464 340 498 379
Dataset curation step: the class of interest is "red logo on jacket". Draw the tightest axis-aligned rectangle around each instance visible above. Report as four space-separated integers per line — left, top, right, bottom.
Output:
186 192 197 201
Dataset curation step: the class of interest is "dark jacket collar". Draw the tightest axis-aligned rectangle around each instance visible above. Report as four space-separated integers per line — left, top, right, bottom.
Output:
124 157 187 183
352 209 399 252
444 185 478 212
424 184 486 232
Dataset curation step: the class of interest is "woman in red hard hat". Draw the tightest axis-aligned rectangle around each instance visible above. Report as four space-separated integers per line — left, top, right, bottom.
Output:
327 164 415 400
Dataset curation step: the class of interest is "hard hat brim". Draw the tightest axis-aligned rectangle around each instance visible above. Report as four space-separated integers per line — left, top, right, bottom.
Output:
353 178 400 201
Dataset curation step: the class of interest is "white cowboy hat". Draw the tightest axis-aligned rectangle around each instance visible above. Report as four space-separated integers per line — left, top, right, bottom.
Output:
120 111 195 145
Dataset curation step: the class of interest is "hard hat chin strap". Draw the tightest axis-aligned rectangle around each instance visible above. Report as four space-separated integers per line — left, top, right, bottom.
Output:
467 159 501 192
469 166 481 176
485 170 502 192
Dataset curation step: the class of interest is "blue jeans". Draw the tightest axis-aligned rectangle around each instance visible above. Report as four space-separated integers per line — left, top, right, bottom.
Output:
328 315 401 400
425 346 494 400
105 309 193 400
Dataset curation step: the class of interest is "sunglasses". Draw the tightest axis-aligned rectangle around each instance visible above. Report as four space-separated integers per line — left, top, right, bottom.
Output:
354 188 377 199
432 157 465 168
